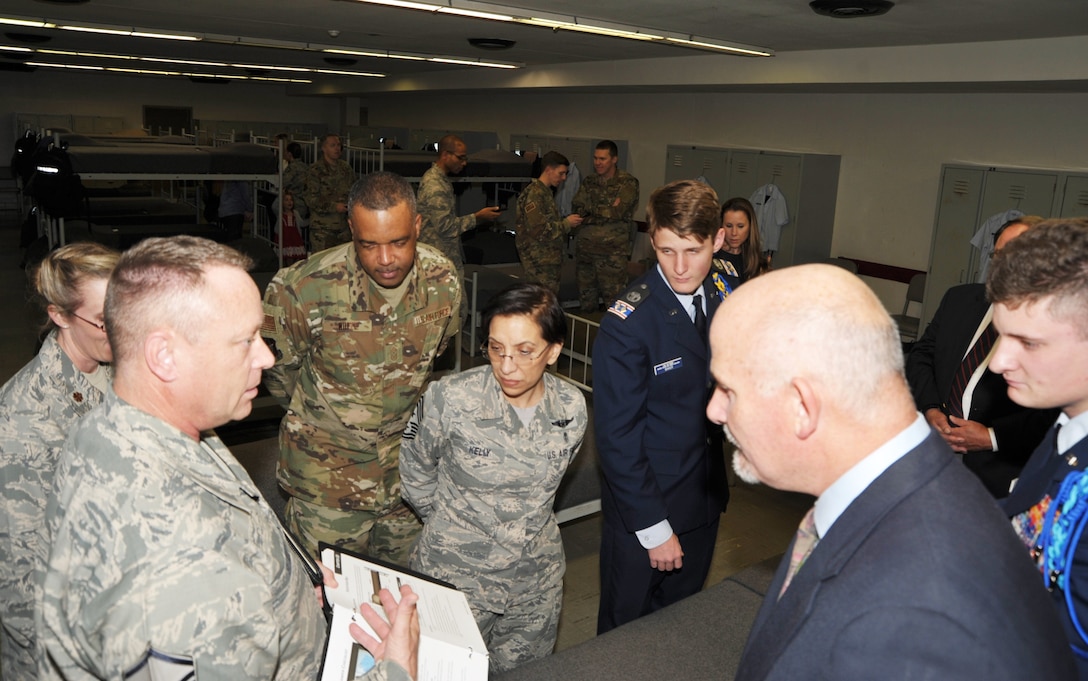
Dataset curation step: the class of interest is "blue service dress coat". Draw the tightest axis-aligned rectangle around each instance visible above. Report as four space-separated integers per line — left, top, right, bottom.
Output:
736 431 1076 680
593 266 729 630
906 283 1058 496
1001 428 1088 678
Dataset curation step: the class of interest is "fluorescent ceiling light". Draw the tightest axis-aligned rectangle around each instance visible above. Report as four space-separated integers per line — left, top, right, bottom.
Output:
27 59 313 83
438 7 512 21
428 56 517 69
341 0 773 56
27 62 104 71
664 37 774 57
0 14 522 70
58 25 198 41
316 68 385 77
8 44 385 78
0 18 56 29
515 17 661 41
324 48 427 62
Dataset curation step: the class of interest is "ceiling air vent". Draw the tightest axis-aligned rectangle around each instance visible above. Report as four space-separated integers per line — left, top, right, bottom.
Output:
809 0 894 18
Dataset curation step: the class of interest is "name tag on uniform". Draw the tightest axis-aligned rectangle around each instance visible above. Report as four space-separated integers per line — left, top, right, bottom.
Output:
414 307 451 326
653 357 683 375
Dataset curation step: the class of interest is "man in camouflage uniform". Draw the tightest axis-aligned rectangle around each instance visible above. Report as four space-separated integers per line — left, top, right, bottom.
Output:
282 141 310 221
571 139 640 313
304 133 355 253
515 151 584 296
417 134 502 276
38 236 417 681
263 171 460 565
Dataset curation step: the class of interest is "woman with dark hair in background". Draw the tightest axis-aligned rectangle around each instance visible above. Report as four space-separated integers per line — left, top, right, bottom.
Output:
400 282 587 673
0 241 119 681
715 196 768 290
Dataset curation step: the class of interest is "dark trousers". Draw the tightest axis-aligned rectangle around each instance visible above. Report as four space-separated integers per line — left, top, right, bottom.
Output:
597 517 719 634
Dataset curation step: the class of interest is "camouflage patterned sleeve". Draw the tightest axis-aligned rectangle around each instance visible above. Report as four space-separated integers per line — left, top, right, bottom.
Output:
261 269 309 404
399 384 446 520
517 182 567 243
417 174 476 241
615 174 640 222
570 179 589 217
432 274 462 357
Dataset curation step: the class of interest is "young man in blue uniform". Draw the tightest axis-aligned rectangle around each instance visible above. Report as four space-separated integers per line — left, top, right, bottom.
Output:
992 218 1088 676
594 179 730 633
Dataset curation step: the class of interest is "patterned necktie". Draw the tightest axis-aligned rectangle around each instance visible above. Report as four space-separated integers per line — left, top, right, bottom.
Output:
779 507 818 599
947 321 998 419
693 294 707 337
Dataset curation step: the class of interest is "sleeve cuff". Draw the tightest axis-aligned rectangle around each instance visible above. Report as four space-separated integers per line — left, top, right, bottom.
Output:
635 519 673 549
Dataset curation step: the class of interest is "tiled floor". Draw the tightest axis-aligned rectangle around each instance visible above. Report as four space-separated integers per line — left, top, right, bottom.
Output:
0 206 812 655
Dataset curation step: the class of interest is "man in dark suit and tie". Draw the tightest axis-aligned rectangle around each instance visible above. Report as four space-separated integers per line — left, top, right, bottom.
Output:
594 180 730 634
707 263 1074 680
907 216 1057 497
992 219 1088 677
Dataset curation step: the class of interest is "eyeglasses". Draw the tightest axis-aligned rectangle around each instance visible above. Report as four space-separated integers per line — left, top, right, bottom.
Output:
482 343 549 366
448 152 468 162
71 312 106 332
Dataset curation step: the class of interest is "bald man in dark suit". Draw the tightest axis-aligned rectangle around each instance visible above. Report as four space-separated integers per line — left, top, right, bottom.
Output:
707 264 1075 681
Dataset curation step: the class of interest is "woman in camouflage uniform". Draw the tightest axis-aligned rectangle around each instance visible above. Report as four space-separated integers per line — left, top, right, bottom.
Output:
400 283 587 673
0 241 119 681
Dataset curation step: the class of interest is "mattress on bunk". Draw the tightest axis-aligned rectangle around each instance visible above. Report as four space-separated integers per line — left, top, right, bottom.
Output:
464 148 532 177
61 139 276 176
84 196 199 226
379 151 434 178
207 143 278 174
88 221 225 250
378 149 531 178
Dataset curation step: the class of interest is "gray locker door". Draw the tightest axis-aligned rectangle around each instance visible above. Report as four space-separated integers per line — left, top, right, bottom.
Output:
1059 174 1088 217
665 146 729 193
727 151 761 201
664 145 695 186
973 170 1057 282
923 166 985 326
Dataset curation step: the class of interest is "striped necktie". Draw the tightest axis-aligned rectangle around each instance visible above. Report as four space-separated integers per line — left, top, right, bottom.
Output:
947 322 998 419
779 507 818 599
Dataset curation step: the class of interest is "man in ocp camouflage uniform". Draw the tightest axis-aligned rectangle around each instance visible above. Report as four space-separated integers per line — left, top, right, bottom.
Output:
572 139 640 313
515 151 584 296
263 171 460 565
417 134 502 277
304 133 355 253
282 141 310 221
36 236 420 681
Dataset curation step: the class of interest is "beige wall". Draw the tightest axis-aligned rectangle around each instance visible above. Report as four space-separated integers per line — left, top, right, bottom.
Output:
5 60 1088 309
357 89 1088 307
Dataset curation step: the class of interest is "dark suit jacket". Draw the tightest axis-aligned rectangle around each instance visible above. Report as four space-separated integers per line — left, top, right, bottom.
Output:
1002 429 1088 678
736 431 1076 681
593 267 728 537
906 283 1058 495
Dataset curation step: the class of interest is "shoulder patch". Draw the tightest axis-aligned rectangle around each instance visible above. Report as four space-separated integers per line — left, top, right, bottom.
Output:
606 283 651 319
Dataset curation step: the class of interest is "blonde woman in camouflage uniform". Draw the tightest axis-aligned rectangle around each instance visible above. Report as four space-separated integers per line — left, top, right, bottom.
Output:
0 242 118 681
400 283 587 673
